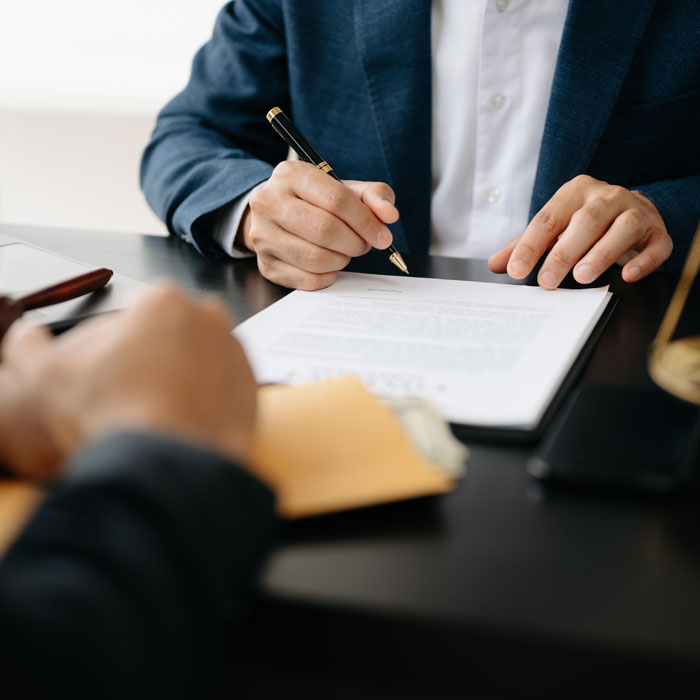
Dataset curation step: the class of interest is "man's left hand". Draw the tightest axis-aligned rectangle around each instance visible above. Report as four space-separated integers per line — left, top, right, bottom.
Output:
488 175 673 289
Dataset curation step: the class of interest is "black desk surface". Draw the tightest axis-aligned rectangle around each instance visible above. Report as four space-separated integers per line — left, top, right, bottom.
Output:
6 223 700 698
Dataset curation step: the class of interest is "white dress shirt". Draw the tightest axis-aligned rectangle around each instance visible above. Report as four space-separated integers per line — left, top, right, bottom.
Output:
214 0 569 261
431 0 568 258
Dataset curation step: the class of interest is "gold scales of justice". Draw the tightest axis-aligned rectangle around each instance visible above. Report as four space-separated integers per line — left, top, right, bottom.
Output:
648 219 700 406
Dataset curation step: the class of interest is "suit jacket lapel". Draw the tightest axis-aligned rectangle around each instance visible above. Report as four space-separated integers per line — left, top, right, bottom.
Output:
530 0 657 216
354 0 432 253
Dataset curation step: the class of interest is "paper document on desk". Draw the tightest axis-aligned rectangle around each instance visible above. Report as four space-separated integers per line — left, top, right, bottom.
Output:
235 272 612 430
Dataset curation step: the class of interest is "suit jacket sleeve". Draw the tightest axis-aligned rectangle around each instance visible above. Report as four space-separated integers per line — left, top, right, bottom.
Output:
0 432 278 699
140 0 288 258
634 175 700 272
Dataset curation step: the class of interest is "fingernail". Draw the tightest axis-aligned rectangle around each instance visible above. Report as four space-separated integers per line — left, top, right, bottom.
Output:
575 264 593 284
626 266 641 282
508 259 526 277
382 196 396 206
539 271 557 289
377 229 392 248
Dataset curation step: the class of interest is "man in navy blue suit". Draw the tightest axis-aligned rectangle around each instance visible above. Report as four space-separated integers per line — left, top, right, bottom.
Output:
141 1 699 291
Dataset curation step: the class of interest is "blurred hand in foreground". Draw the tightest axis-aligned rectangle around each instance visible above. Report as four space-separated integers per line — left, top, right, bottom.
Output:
1 282 257 474
0 367 63 480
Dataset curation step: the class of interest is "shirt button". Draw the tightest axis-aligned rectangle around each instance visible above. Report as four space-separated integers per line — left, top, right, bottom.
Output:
485 186 502 203
495 0 510 13
490 93 507 109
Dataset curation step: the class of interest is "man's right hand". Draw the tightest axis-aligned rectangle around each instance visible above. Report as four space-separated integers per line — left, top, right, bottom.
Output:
241 161 400 290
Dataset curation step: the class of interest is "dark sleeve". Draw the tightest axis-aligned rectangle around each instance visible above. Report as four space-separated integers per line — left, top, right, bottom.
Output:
0 432 278 700
634 174 700 272
140 0 289 258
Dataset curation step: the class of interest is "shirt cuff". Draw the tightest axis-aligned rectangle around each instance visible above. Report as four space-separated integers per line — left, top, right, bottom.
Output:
212 181 267 259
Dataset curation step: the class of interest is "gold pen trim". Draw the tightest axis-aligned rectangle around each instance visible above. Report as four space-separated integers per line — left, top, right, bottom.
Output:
316 161 333 174
389 251 409 274
266 106 282 122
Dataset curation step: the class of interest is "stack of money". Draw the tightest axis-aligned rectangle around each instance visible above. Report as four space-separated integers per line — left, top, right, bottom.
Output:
382 396 469 478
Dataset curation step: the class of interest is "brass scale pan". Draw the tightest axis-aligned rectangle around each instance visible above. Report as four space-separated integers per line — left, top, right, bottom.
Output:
648 220 700 406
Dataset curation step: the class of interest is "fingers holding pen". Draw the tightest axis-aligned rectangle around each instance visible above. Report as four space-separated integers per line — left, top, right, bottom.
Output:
244 161 401 289
264 109 400 249
265 193 371 258
257 254 339 291
280 163 396 250
255 221 352 275
345 180 400 228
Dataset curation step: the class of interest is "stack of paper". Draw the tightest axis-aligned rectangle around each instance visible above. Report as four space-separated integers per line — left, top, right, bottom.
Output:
236 272 612 431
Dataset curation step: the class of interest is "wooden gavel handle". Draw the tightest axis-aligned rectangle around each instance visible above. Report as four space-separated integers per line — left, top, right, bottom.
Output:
17 267 113 311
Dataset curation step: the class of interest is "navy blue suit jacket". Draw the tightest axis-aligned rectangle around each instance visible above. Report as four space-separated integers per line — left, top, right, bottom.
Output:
0 433 277 698
141 0 700 271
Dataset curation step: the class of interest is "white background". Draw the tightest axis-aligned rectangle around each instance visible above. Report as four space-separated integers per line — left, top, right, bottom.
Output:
0 1 226 233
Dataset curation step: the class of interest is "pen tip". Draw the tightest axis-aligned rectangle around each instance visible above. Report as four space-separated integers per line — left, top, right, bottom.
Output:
389 251 409 275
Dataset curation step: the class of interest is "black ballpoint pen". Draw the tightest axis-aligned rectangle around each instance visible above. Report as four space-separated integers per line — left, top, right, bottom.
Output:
266 107 409 275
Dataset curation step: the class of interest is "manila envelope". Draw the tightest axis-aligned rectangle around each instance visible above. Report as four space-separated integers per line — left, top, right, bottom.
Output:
249 376 455 518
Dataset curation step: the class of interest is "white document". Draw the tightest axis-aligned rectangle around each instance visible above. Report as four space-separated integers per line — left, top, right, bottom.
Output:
235 272 612 429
